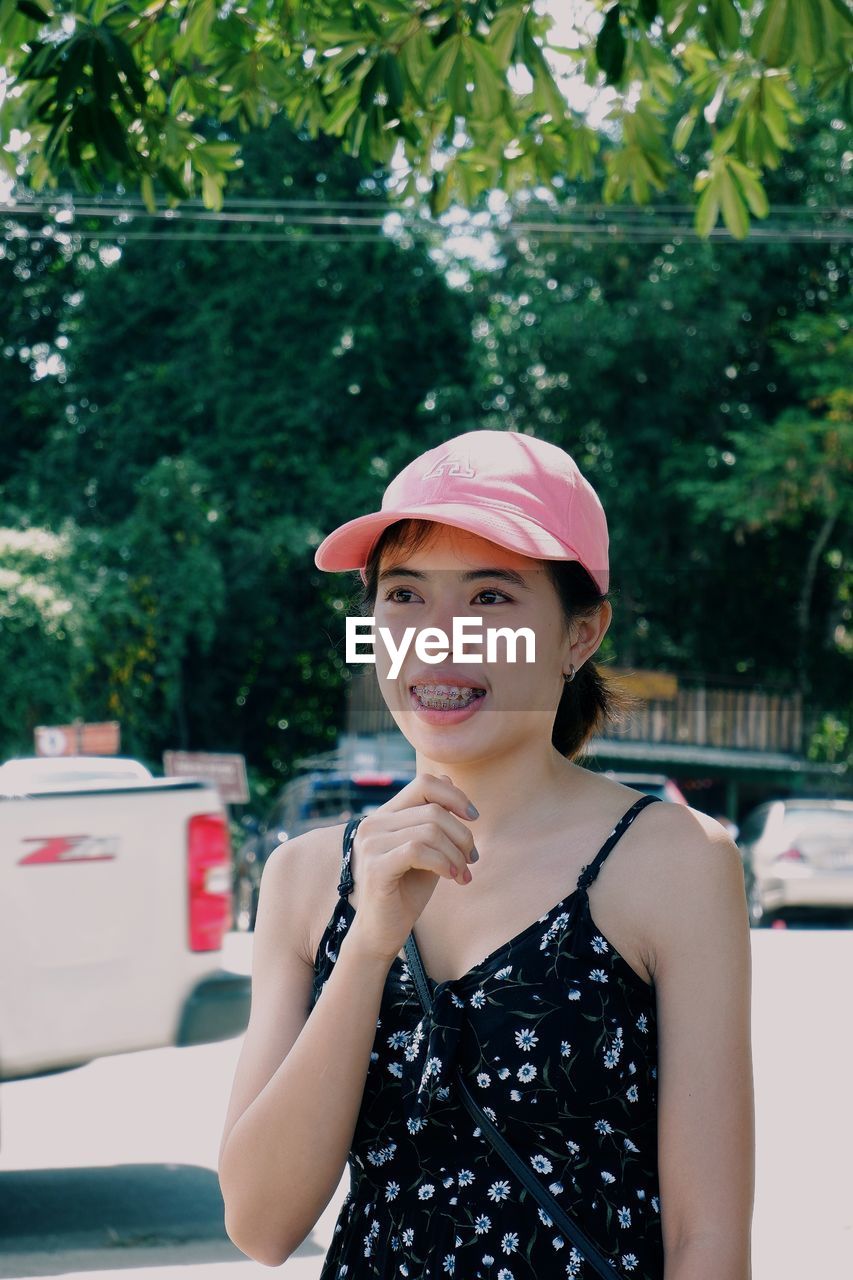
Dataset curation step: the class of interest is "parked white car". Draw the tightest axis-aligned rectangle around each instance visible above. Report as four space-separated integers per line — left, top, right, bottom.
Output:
738 797 853 927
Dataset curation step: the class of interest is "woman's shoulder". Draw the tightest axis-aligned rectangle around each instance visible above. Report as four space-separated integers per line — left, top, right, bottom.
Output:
605 790 744 979
581 769 737 855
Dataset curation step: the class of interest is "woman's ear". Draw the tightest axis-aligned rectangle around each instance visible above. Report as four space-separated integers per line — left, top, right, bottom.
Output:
571 601 612 668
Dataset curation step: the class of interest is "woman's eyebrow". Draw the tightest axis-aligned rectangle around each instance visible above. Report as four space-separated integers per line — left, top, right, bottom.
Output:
377 567 532 589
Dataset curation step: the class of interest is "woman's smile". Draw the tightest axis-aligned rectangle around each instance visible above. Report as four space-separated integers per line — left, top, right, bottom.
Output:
409 682 489 723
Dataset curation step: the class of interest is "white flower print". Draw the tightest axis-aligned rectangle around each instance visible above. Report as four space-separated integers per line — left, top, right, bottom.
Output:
517 1062 537 1082
540 910 571 949
567 986 582 1000
417 1183 435 1200
621 1254 640 1270
487 1180 512 1202
366 1139 397 1166
594 1119 614 1135
474 1213 492 1234
567 1245 584 1277
417 1049 438 1090
514 1027 539 1051
604 1024 624 1069
385 1181 400 1201
560 1039 573 1056
590 967 609 983
476 1071 491 1088
404 1023 424 1061
591 933 610 954
601 1170 617 1184
531 1153 553 1174
442 1253 455 1273
470 988 486 1009
362 1219 379 1258
501 1232 520 1254
618 1205 632 1227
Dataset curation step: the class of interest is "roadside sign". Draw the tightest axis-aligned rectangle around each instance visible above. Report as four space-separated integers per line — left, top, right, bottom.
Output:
35 721 121 756
163 751 250 804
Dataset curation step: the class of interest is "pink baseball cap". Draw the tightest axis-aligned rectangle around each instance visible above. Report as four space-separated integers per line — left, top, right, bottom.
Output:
313 429 609 594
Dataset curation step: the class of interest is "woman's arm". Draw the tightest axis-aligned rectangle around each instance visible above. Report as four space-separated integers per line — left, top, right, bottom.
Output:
642 809 755 1279
218 834 394 1267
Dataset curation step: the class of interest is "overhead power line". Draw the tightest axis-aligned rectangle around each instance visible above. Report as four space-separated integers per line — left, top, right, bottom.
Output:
2 195 850 245
2 191 848 217
3 228 851 244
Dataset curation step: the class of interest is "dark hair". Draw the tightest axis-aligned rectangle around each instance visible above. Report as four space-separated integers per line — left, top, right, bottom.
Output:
352 518 639 761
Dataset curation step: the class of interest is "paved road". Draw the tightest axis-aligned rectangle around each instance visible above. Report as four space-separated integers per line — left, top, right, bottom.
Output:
1 926 851 1278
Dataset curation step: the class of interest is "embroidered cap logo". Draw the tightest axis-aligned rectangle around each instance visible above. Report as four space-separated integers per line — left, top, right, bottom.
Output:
422 453 477 480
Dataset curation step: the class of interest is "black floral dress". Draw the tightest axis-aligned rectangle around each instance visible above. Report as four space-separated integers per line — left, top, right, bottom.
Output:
310 793 665 1280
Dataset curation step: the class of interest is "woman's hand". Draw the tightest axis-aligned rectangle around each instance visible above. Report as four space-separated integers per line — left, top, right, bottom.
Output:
344 772 479 963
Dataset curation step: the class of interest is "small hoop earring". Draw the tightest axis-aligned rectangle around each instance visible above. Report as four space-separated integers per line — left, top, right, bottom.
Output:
563 664 576 683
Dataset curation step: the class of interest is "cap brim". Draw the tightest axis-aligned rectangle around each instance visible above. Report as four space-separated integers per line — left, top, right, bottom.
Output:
313 502 607 592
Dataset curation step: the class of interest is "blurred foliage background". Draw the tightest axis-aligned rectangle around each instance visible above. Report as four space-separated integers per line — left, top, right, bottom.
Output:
1 87 850 801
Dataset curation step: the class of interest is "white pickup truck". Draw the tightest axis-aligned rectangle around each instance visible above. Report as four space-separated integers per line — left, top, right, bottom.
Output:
0 755 250 1118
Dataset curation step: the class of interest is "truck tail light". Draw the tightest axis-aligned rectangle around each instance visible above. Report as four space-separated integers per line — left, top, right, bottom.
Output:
773 845 806 865
187 812 233 951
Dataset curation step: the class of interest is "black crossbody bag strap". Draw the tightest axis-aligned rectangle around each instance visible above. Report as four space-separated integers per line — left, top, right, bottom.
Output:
403 932 625 1280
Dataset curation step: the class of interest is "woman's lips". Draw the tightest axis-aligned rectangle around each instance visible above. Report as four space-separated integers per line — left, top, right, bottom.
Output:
408 685 488 724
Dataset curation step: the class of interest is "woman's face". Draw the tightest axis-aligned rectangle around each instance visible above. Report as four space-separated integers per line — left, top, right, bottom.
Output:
370 524 609 763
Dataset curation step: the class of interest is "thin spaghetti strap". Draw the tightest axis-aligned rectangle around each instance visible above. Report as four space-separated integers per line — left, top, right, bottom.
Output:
575 794 662 894
337 815 365 900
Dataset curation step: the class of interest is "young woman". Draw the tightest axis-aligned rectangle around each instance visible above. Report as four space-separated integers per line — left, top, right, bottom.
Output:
218 430 755 1280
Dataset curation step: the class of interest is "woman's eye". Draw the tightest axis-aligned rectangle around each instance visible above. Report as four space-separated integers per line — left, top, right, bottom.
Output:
382 588 511 604
475 589 512 605
383 588 419 603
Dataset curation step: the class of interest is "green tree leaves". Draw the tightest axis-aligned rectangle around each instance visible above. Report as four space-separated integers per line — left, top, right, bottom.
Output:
596 5 627 87
2 2 851 237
